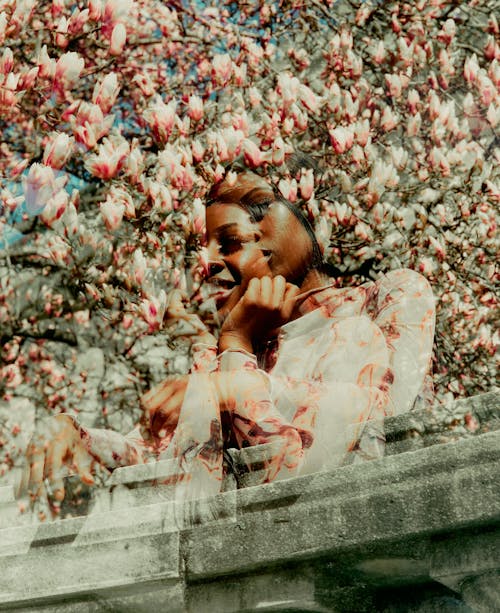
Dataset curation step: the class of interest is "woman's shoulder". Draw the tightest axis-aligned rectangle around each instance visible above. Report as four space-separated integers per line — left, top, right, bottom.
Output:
375 268 434 301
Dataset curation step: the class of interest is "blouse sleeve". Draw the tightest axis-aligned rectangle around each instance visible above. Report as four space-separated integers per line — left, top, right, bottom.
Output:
371 269 435 415
211 313 392 482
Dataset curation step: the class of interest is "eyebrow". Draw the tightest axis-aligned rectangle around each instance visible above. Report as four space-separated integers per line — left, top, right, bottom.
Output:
214 223 241 236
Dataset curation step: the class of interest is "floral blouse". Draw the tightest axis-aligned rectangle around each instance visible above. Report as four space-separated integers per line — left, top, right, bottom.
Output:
83 268 435 505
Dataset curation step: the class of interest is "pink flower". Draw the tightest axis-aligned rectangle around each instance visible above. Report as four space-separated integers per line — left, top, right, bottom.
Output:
100 198 125 231
373 41 386 64
85 135 129 179
354 118 370 146
329 126 354 154
242 139 264 168
192 140 205 163
139 290 167 331
0 13 7 46
477 74 495 106
89 0 102 20
385 74 402 98
437 19 456 45
40 188 69 227
278 178 297 202
72 102 114 148
407 89 420 114
0 47 13 75
299 169 314 200
133 249 147 285
92 72 120 113
380 106 399 131
54 51 84 88
212 53 232 84
464 54 479 83
277 73 300 107
109 23 126 56
299 84 320 112
55 16 68 48
144 96 177 143
18 66 39 90
23 163 67 215
36 45 56 79
187 94 204 121
0 72 20 107
272 137 286 166
43 132 73 169
192 197 205 235
102 0 133 32
124 142 144 183
146 179 173 211
407 112 421 136
107 185 135 218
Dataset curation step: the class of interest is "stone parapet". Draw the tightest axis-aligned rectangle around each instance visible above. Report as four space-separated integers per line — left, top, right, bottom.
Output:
0 392 498 611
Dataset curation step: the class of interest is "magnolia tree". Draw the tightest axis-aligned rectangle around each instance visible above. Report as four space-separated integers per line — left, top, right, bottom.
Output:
0 0 498 487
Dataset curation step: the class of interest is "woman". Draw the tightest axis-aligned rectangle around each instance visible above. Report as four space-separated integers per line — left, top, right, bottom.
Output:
19 170 435 513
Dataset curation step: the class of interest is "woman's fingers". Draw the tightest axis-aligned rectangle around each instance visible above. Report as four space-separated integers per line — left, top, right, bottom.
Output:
281 283 300 320
271 275 287 309
45 438 68 502
27 445 46 501
72 443 95 486
259 275 273 305
140 377 187 439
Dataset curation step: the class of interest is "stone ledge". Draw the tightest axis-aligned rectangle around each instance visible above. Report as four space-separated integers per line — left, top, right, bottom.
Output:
0 395 498 610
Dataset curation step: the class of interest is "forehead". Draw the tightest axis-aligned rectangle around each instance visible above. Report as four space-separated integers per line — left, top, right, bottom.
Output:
206 201 300 236
206 203 257 236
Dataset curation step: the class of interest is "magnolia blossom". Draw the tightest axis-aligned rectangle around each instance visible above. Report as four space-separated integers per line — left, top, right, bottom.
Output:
107 185 135 218
139 290 167 331
299 169 314 200
277 72 300 107
146 179 173 211
54 51 84 88
187 94 204 121
23 164 67 215
36 45 56 79
42 132 73 169
212 53 232 84
144 96 177 143
40 189 69 228
242 139 264 167
109 23 126 56
132 249 147 285
124 143 145 183
71 102 114 148
0 47 13 74
100 198 125 231
85 135 129 179
329 126 354 154
191 197 205 235
92 72 120 113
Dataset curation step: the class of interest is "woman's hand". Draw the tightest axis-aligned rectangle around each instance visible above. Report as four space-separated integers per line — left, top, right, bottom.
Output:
166 290 217 346
219 275 300 353
16 414 99 515
140 375 189 443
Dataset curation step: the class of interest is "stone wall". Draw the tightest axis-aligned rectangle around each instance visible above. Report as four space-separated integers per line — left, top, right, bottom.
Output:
0 391 498 612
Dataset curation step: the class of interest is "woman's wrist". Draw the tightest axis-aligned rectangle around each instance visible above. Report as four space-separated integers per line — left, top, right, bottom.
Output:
218 330 253 354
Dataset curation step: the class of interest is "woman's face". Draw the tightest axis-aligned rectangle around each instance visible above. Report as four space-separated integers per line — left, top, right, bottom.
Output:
205 201 313 314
